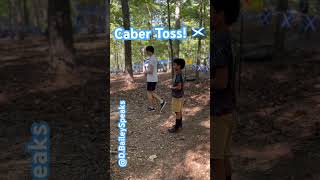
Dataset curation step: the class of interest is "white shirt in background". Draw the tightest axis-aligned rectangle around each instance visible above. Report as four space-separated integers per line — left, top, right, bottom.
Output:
146 55 158 82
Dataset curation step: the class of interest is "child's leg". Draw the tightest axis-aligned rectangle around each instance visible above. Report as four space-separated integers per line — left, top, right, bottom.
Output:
176 112 182 119
147 91 154 108
152 92 163 103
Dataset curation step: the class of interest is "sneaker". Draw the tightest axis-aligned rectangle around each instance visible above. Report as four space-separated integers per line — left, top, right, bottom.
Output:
168 124 181 133
168 119 182 133
160 100 167 112
148 107 156 112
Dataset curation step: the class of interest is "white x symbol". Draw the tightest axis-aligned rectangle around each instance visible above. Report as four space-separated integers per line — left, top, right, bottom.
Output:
304 15 316 32
192 28 205 37
281 13 293 28
261 11 272 25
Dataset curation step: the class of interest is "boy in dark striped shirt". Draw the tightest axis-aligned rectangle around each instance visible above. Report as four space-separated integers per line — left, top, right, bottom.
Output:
168 58 185 133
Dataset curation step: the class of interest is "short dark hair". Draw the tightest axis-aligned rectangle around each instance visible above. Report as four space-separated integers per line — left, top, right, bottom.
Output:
213 0 240 25
146 46 154 53
173 58 185 69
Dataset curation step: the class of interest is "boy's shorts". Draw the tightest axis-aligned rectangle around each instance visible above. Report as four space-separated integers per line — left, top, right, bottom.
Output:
212 113 236 159
172 97 183 113
147 82 157 91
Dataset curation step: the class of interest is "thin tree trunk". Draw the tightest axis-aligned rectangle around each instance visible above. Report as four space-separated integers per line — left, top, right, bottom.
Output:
8 0 13 39
145 0 153 30
196 0 203 79
107 0 111 78
273 0 288 58
48 0 76 83
174 0 181 58
23 0 29 27
203 2 207 66
16 0 24 40
140 41 145 73
167 0 174 79
120 0 134 83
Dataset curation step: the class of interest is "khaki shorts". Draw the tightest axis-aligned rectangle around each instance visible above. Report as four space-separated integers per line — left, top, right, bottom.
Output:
172 97 183 113
212 113 236 159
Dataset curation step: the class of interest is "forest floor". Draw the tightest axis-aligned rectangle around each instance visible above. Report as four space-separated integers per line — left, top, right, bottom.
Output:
110 34 320 179
110 71 210 180
0 34 108 180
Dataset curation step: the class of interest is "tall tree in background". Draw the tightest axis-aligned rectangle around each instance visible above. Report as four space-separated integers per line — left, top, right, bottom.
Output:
48 0 76 83
107 0 110 76
273 0 288 57
174 0 181 58
167 0 174 78
120 0 134 82
195 0 203 79
23 0 29 27
8 0 13 39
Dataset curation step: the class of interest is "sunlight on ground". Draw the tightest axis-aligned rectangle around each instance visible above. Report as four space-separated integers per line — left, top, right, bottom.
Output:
172 144 210 180
110 112 118 122
235 143 293 171
188 94 210 105
160 106 205 128
199 118 210 129
184 106 203 116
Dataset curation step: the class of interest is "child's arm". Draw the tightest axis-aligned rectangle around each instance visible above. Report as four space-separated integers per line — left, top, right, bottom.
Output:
171 83 182 90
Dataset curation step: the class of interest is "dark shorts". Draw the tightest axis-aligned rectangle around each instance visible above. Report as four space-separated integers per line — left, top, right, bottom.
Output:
147 82 157 91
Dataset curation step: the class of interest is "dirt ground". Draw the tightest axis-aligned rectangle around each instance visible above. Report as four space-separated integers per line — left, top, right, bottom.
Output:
0 35 108 180
110 71 210 180
233 49 320 180
110 33 320 180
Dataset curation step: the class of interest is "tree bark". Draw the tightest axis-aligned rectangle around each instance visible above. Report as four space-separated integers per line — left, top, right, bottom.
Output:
120 0 134 83
107 0 111 78
8 0 13 39
273 0 288 58
174 0 181 58
167 0 174 79
196 0 203 79
23 0 29 28
48 0 76 83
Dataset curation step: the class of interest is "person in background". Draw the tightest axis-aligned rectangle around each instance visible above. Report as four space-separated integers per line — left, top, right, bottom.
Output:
211 0 240 179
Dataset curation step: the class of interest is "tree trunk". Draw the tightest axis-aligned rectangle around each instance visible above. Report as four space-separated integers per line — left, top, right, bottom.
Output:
195 0 203 79
120 0 134 83
140 41 145 73
48 0 76 85
145 0 153 30
174 0 181 58
273 0 288 58
31 0 41 31
202 2 207 66
15 0 24 40
300 0 310 39
23 0 29 28
167 0 174 79
8 0 13 39
107 0 111 78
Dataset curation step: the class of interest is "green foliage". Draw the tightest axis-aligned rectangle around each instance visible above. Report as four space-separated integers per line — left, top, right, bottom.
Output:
110 0 210 70
0 0 9 17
